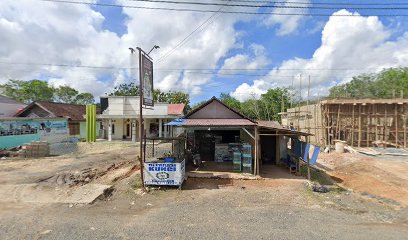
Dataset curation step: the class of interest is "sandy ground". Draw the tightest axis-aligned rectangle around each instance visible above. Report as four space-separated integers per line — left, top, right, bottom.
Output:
317 152 408 207
0 141 140 185
0 142 407 239
0 175 407 239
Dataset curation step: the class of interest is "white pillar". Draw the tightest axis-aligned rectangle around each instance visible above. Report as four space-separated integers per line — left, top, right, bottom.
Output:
108 119 112 142
164 120 168 137
132 119 136 143
159 118 162 138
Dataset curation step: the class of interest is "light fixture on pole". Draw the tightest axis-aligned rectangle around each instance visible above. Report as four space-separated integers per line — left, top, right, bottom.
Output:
147 45 160 55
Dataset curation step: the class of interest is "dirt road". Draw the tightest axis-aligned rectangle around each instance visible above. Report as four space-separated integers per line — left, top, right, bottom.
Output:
0 142 407 239
1 176 407 240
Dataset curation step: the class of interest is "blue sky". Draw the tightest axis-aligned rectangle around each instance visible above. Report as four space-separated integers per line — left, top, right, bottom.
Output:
2 0 408 105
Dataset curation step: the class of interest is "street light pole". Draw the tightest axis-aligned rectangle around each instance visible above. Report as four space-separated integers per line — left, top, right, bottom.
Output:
130 45 159 190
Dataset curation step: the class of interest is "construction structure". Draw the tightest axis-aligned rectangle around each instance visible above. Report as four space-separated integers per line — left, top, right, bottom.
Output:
280 99 408 148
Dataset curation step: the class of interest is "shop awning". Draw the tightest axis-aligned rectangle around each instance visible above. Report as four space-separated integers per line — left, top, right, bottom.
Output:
257 125 313 136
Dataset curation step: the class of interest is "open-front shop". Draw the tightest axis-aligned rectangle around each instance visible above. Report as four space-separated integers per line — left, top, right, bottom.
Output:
179 97 259 175
142 97 315 188
185 127 256 174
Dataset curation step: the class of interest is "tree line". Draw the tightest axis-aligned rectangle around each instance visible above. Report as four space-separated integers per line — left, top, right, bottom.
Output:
328 67 408 99
110 83 191 110
191 88 292 122
0 79 95 105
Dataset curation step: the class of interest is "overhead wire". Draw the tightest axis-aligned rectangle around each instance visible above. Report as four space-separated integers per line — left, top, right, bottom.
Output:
125 0 408 10
37 0 408 16
218 0 408 6
0 61 393 71
156 5 224 64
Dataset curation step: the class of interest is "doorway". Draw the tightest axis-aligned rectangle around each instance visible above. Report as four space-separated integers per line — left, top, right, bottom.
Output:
261 136 277 165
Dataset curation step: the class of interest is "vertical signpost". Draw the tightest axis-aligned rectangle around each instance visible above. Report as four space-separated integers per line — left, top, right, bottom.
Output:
136 47 154 189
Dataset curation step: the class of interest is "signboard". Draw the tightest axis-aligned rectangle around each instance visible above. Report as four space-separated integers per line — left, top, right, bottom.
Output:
143 160 185 186
141 54 154 107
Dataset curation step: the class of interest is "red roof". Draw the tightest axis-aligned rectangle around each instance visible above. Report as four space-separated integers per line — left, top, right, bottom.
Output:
182 119 256 126
16 101 100 121
168 104 185 115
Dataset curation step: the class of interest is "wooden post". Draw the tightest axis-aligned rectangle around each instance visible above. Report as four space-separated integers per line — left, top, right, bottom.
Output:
375 105 378 143
385 105 388 142
152 139 154 157
395 104 398 147
404 115 407 149
254 127 259 176
367 105 370 147
336 104 341 140
358 104 362 147
351 104 355 147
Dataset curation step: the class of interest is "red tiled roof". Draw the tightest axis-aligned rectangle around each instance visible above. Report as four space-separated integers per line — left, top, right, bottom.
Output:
182 119 256 126
168 104 185 115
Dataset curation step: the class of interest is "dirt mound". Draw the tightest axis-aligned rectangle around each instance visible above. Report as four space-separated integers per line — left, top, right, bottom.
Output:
38 160 135 187
318 152 408 207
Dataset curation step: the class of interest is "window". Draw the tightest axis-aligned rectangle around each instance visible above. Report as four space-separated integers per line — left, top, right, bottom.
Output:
69 122 80 136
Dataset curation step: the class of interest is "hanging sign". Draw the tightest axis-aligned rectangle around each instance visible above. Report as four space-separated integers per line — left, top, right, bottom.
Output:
141 54 154 107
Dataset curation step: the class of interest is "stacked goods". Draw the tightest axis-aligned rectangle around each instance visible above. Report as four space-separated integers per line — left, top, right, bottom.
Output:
242 144 252 173
232 152 242 172
19 142 50 158
214 144 230 162
229 143 243 172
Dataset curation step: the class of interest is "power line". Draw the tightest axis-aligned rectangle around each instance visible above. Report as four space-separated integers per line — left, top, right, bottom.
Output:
156 6 224 63
125 0 408 10
37 0 408 16
219 0 408 6
0 61 396 71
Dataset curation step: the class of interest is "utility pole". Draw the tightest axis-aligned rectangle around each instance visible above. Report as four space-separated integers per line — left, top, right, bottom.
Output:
136 47 145 189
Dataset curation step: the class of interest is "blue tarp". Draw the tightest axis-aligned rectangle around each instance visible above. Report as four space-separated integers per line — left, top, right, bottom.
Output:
165 118 185 126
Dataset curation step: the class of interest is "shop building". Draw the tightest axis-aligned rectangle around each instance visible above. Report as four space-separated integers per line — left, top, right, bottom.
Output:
176 97 311 176
97 96 185 142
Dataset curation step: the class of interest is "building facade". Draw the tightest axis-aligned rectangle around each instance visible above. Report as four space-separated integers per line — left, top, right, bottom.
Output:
280 99 408 148
15 101 99 139
0 117 69 149
98 96 185 142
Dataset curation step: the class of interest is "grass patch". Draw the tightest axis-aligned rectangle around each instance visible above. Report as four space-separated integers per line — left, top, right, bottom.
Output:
300 165 335 185
130 174 143 189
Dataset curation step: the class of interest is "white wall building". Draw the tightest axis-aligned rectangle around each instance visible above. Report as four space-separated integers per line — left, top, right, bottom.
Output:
97 96 185 142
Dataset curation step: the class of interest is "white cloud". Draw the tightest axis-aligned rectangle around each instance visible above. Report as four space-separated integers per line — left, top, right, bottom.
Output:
0 0 244 98
219 43 270 73
263 0 310 36
232 10 408 101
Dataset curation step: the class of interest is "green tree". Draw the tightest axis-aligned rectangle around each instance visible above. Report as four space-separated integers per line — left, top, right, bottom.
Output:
110 83 140 96
260 88 291 121
0 79 55 103
109 83 190 109
75 93 95 105
328 68 408 99
219 93 241 111
55 85 79 103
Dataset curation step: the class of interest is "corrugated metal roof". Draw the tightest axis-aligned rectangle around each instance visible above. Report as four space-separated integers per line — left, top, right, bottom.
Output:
256 120 282 128
0 95 25 105
16 102 100 121
167 104 185 115
182 119 256 126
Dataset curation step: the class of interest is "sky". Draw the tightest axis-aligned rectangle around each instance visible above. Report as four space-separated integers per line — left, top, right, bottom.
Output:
1 0 408 104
